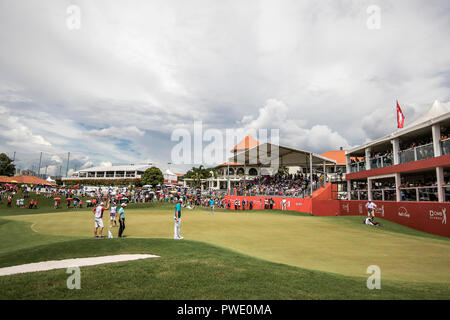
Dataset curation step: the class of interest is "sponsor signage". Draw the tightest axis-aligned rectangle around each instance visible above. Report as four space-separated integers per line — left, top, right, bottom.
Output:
398 207 410 218
429 208 447 225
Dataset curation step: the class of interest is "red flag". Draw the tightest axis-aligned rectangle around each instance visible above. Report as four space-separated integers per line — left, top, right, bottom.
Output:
397 101 405 128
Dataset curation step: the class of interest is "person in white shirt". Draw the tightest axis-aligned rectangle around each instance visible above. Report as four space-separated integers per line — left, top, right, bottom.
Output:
365 217 381 226
93 201 110 238
365 200 377 218
109 203 118 228
281 198 287 211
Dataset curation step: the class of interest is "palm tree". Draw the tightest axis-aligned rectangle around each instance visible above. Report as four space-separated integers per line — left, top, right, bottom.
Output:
277 166 289 176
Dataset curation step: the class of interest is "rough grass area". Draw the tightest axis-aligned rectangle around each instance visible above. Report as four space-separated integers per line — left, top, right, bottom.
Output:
1 195 450 299
1 219 450 300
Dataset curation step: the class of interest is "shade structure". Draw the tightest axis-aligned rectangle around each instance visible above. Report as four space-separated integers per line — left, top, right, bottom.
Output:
231 142 336 167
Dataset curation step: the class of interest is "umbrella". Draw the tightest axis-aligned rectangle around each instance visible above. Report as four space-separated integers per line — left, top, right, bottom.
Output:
54 197 61 200
67 198 73 201
11 180 18 183
121 197 128 200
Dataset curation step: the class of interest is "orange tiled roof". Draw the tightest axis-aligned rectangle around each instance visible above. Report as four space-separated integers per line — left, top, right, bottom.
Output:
0 175 56 185
321 150 364 165
216 162 243 168
320 150 347 165
232 135 260 151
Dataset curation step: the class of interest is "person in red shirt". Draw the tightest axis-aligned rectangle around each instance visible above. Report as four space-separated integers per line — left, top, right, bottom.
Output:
34 200 38 209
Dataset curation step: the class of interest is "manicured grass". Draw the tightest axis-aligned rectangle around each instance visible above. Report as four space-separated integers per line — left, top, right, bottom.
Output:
1 193 450 299
0 219 450 300
7 206 450 283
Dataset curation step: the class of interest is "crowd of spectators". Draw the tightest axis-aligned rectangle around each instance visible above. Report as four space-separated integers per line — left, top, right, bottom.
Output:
233 172 324 197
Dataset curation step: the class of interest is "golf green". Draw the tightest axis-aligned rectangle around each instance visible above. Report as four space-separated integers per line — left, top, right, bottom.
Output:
5 207 450 283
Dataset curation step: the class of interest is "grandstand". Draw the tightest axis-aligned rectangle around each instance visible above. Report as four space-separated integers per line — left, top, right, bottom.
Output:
225 101 450 238
63 164 152 181
344 100 450 202
182 135 337 196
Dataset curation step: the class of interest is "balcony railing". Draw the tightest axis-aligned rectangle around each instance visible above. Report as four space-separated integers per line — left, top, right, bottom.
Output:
372 188 396 201
441 138 450 156
350 162 365 172
398 143 434 164
350 190 368 200
370 155 393 169
400 186 438 202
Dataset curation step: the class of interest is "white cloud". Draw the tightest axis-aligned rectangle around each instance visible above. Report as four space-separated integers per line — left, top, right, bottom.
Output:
240 99 350 152
0 114 52 148
51 155 62 164
0 1 449 168
88 126 145 139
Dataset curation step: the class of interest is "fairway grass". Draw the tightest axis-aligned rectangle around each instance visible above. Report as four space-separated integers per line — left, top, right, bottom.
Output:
0 218 450 300
4 207 450 286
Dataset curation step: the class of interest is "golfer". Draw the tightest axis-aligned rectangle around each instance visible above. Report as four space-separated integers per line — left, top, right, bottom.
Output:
174 198 183 240
93 200 110 238
281 198 287 211
365 200 377 218
110 202 118 228
209 198 215 215
118 203 126 238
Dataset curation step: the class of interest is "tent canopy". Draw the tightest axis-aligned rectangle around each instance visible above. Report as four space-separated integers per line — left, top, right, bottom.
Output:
347 100 450 156
231 142 336 167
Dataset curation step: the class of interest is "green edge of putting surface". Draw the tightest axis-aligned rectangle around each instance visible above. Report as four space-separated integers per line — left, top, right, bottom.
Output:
3 207 450 285
0 218 450 299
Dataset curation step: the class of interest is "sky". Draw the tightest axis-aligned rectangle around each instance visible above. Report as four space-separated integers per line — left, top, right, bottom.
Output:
0 0 449 176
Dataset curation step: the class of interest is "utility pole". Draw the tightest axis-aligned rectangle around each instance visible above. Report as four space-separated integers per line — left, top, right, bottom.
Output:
12 151 16 162
310 152 313 197
66 152 70 177
38 152 43 178
227 162 230 195
45 165 48 177
59 165 62 178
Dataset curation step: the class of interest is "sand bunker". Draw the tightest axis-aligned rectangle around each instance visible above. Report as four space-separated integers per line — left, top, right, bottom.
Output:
0 254 159 276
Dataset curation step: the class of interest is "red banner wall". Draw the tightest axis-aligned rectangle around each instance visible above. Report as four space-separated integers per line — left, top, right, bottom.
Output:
337 200 450 237
224 195 450 237
225 195 312 213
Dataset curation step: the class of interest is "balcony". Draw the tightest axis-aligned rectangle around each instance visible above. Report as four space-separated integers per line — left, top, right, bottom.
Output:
398 143 434 164
350 162 365 173
400 186 438 201
370 155 393 169
372 188 396 201
441 138 450 155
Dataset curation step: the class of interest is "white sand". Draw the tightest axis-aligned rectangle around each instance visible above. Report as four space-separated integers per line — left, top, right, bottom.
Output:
0 254 159 276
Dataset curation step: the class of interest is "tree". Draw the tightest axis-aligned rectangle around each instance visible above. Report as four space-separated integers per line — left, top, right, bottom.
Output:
0 153 15 177
277 166 289 176
141 167 164 186
182 165 215 187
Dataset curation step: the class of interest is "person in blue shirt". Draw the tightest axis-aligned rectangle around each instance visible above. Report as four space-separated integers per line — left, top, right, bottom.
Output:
209 198 215 215
174 198 183 240
118 203 126 238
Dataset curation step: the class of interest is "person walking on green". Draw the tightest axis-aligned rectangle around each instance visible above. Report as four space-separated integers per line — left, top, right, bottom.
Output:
209 198 215 215
174 198 183 240
118 203 126 238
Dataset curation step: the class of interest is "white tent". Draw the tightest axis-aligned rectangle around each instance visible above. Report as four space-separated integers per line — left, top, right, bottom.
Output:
164 169 177 183
46 176 56 183
408 100 448 128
